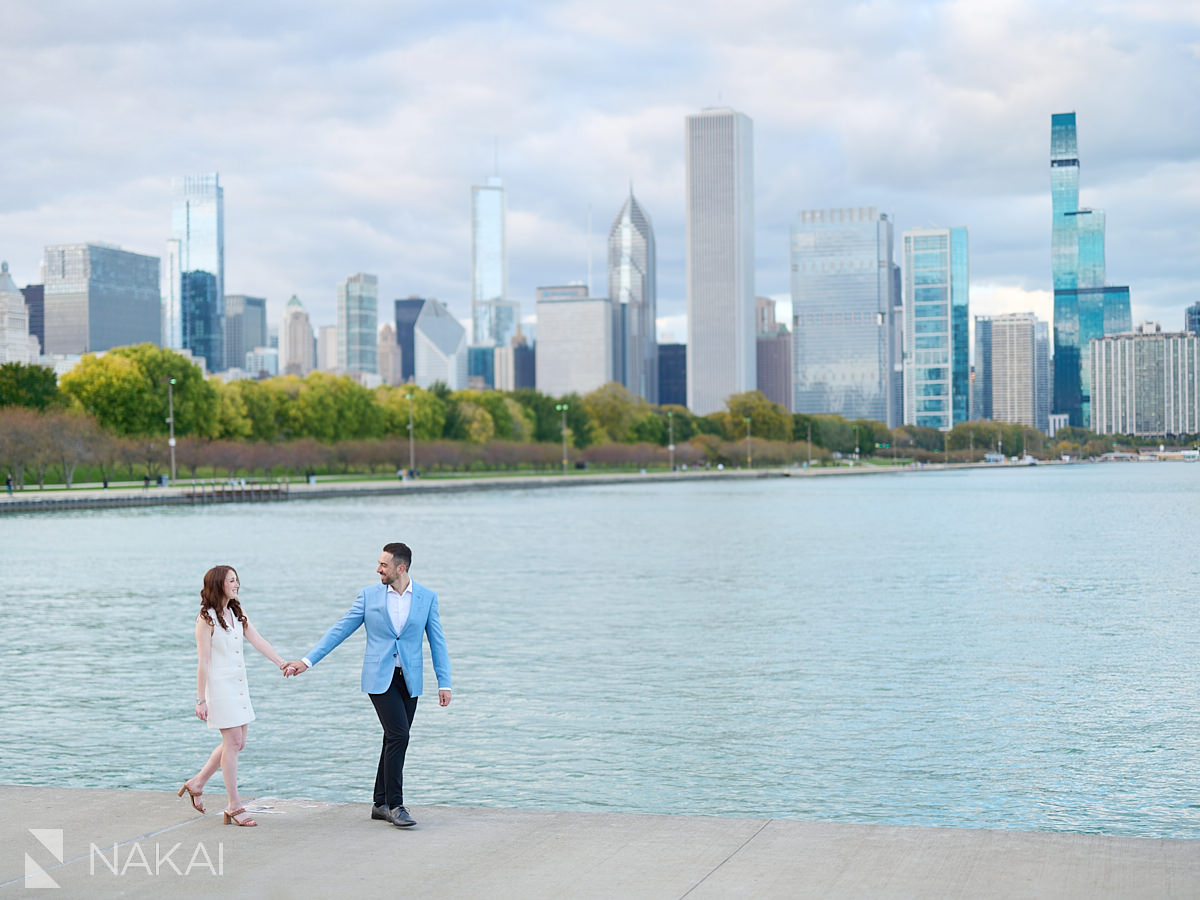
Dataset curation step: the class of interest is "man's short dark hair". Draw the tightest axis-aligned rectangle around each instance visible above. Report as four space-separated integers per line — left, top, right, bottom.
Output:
383 542 412 569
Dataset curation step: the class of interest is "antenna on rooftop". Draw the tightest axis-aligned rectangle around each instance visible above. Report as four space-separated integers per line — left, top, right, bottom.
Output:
586 204 593 296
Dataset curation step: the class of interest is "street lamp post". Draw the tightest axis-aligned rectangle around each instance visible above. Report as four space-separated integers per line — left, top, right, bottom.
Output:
405 391 415 477
166 378 177 483
555 403 569 474
806 420 812 467
744 416 752 468
667 411 675 472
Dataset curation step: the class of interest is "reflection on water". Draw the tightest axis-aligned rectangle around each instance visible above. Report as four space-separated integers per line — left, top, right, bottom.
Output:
2 463 1199 837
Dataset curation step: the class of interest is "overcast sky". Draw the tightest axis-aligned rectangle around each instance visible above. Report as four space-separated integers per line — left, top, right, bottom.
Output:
2 0 1197 343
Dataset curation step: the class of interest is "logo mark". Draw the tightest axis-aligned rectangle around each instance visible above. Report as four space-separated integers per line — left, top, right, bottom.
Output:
25 829 63 889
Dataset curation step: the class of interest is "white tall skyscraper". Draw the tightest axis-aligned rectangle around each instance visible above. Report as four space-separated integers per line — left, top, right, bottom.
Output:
471 176 516 347
607 189 657 403
337 272 378 374
685 108 755 415
535 284 613 397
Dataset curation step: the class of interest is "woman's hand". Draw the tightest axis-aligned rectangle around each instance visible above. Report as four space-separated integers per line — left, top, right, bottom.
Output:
195 699 208 722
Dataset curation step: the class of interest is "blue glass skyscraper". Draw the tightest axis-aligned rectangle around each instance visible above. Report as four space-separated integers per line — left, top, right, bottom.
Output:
171 173 225 371
902 226 969 430
1050 114 1131 428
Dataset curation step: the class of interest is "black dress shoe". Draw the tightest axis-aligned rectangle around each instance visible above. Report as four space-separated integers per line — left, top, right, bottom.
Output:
371 804 390 821
388 806 416 827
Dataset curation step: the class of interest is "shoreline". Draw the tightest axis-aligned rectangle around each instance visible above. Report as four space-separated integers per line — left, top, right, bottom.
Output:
0 459 1072 515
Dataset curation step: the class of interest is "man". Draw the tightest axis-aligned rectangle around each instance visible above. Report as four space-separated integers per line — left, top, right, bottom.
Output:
284 542 451 828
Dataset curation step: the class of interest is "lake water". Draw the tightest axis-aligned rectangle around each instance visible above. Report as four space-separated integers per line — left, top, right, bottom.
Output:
2 463 1199 838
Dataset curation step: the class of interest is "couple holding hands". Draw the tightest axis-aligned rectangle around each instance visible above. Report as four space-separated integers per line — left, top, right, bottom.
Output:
177 542 451 828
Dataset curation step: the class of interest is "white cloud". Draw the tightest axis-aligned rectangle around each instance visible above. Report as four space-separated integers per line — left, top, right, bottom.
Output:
0 0 1197 337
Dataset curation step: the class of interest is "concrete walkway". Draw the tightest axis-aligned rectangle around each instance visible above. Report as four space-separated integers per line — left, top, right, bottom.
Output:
2 786 1197 898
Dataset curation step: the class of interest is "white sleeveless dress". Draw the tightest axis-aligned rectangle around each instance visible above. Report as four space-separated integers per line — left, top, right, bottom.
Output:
204 612 256 730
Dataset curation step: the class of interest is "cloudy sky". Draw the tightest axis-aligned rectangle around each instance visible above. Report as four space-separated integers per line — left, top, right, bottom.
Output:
2 0 1198 342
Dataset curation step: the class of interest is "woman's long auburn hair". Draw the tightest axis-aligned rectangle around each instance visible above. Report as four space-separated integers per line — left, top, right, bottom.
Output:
199 565 247 631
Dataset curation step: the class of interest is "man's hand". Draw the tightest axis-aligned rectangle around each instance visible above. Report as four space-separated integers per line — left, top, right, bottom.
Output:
283 660 309 677
438 689 451 707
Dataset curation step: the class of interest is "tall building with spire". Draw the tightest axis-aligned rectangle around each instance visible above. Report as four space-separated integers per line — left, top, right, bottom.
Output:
1050 113 1131 428
685 107 755 415
471 176 517 348
607 188 657 402
170 173 225 371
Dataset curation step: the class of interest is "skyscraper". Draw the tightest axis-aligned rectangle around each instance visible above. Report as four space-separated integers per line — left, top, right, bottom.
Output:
171 173 225 371
337 273 378 374
413 297 467 390
19 283 44 354
316 325 338 372
224 295 266 372
685 108 755 415
975 313 1052 431
1034 320 1051 434
607 188 658 403
1185 302 1200 335
43 243 160 355
1050 114 1132 428
0 262 41 364
535 285 613 397
755 297 792 412
791 208 898 425
471 176 516 347
658 344 687 407
1091 323 1200 436
280 295 315 376
902 227 969 430
377 323 403 386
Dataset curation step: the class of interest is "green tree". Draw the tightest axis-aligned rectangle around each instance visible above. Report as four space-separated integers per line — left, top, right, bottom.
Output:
724 391 793 442
812 415 855 454
477 391 515 440
59 344 217 437
510 388 561 442
59 354 154 436
213 379 253 440
582 382 646 443
0 362 60 410
232 379 280 441
375 385 446 440
459 401 495 443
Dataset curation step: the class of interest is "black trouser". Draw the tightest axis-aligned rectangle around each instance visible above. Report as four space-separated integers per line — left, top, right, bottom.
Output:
369 666 418 808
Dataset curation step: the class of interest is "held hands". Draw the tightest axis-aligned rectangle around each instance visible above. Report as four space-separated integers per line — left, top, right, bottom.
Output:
281 660 308 677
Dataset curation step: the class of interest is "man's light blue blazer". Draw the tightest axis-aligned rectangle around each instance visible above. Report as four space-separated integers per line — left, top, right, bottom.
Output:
305 580 451 697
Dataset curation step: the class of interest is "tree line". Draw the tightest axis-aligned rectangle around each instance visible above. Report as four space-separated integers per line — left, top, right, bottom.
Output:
0 347 1166 487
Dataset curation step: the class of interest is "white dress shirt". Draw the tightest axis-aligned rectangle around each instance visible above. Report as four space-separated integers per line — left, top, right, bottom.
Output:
386 581 412 665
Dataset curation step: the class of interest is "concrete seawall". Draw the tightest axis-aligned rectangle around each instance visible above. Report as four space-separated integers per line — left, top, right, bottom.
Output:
0 464 918 515
1 785 1196 898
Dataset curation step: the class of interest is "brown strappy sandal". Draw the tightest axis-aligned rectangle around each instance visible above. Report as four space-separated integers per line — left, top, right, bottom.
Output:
223 807 257 827
177 782 205 814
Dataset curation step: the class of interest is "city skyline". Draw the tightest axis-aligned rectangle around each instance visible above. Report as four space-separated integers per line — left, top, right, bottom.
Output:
1 3 1197 342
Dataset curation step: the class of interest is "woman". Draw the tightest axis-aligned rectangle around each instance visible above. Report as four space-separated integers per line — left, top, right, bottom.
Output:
177 565 288 827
